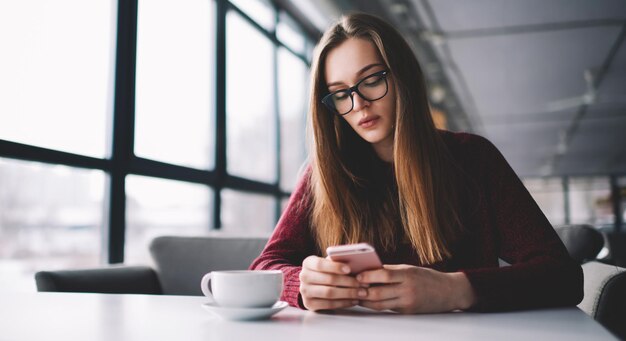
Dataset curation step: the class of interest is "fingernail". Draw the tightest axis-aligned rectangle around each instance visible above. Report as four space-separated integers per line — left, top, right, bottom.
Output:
356 274 363 281
342 266 350 274
358 289 367 297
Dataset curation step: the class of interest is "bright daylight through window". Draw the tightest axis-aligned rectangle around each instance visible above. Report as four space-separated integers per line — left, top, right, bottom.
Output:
135 0 215 170
0 0 312 293
226 11 277 183
125 175 212 264
0 0 115 292
0 158 105 292
0 0 115 157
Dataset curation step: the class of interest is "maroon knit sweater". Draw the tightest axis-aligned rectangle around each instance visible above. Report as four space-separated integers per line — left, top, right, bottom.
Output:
250 131 583 312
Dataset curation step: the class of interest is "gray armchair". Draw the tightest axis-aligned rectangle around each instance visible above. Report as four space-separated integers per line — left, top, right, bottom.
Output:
554 224 604 263
578 261 626 340
35 265 162 294
35 235 268 296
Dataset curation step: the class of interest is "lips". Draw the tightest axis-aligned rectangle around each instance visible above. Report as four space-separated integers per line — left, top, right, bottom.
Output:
358 116 380 128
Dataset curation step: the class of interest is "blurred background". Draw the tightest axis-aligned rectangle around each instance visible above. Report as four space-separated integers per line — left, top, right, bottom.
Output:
0 0 625 292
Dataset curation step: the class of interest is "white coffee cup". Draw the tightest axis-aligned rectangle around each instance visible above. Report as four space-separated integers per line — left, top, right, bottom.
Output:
200 270 283 308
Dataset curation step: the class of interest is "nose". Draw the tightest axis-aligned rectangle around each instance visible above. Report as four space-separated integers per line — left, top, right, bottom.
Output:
351 91 370 113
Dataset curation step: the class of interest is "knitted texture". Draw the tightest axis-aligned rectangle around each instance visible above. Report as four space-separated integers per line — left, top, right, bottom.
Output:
250 131 583 311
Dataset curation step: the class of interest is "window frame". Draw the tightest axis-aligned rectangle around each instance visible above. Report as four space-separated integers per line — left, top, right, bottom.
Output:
0 0 316 264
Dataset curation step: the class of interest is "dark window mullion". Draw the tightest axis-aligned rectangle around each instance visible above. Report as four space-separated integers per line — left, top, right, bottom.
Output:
227 1 308 65
611 175 623 232
214 0 228 229
273 4 282 222
130 157 216 185
272 0 321 42
109 0 138 263
563 176 570 225
0 140 110 171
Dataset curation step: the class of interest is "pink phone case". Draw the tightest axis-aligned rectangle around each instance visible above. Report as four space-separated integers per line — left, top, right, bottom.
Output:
326 243 383 275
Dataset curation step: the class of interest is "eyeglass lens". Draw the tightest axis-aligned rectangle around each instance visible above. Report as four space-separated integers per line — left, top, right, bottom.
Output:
328 72 387 115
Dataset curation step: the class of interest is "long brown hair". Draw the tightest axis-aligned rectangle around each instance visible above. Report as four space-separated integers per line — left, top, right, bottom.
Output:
308 13 462 264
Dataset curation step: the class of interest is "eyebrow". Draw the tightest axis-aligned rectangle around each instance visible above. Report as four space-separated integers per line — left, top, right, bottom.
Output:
326 63 385 88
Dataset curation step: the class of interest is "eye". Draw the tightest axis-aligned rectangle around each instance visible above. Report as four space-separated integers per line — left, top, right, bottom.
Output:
363 75 384 87
332 91 350 100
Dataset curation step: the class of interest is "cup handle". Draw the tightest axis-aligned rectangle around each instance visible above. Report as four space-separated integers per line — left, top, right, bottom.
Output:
200 273 214 301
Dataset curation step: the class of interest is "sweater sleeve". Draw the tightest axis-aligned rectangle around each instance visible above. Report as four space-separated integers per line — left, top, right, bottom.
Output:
249 167 316 309
461 136 584 312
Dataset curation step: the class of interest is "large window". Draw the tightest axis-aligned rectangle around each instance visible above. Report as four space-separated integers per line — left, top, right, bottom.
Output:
278 47 308 190
277 11 306 54
226 11 277 183
569 177 613 227
221 189 275 233
523 178 566 226
135 0 215 169
523 176 624 231
229 0 274 30
125 175 212 264
0 158 105 292
0 0 116 158
0 0 314 293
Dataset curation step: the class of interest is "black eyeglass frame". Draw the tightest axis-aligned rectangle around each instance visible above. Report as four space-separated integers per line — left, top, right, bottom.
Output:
321 70 389 116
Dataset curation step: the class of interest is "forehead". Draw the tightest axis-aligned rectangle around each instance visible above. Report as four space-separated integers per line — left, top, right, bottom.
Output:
324 38 383 85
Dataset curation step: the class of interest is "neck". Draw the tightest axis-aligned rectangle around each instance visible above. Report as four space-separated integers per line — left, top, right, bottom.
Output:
373 138 394 163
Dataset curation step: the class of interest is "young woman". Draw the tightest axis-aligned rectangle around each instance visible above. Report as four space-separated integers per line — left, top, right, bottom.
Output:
250 13 583 313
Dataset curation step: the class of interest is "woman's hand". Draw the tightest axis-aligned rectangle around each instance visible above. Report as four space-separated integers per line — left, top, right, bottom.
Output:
356 264 476 314
299 255 368 311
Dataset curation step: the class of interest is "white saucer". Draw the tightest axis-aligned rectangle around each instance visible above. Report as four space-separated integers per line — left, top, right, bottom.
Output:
201 301 289 321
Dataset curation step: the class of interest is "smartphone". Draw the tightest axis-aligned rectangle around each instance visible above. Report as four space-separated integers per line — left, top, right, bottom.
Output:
326 243 383 275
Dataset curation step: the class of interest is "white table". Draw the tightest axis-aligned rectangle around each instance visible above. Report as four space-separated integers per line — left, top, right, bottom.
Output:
0 292 616 341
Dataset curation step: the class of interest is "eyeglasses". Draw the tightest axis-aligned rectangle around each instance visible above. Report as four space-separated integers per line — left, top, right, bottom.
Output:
322 70 389 116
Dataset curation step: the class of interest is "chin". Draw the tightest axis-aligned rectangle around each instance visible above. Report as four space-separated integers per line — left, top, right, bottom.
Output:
359 133 388 144
356 127 389 142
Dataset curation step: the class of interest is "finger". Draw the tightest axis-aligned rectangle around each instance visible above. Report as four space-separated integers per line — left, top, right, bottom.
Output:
383 264 405 270
300 270 361 288
303 284 368 300
304 298 359 312
357 268 403 284
359 298 402 312
359 283 401 302
303 255 351 275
